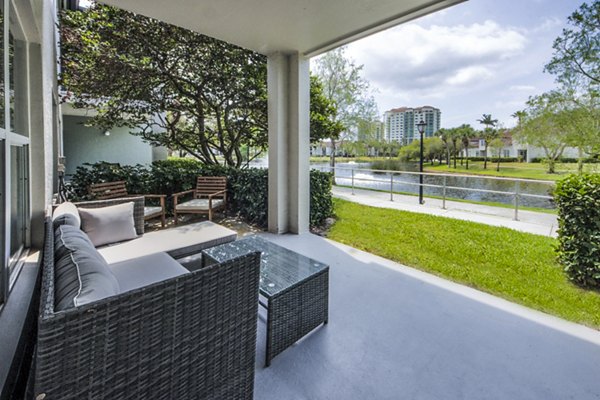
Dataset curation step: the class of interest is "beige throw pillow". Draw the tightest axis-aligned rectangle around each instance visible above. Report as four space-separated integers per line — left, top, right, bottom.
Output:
78 202 137 247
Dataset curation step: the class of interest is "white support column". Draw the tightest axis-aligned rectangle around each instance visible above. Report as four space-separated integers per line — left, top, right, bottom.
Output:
267 52 310 234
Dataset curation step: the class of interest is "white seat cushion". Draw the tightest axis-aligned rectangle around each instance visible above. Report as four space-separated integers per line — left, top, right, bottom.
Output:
108 252 189 294
176 198 224 211
144 206 163 217
98 220 237 264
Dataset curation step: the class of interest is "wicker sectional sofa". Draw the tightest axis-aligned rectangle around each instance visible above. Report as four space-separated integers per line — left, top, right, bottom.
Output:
34 197 261 400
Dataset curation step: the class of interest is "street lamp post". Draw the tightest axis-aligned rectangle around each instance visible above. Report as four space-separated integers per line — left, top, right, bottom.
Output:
416 119 428 205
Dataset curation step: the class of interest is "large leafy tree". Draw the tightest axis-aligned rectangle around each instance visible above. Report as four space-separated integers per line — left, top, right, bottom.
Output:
312 47 377 168
61 4 268 167
310 75 344 144
513 92 570 174
545 1 600 87
557 89 600 172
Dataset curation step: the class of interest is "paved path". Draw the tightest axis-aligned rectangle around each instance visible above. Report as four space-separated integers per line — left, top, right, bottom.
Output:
332 186 558 237
255 233 600 400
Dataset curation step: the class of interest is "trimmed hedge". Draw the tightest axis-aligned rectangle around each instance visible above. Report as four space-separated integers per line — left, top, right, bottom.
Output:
467 157 520 163
68 159 334 228
310 170 334 227
531 157 600 164
554 174 600 288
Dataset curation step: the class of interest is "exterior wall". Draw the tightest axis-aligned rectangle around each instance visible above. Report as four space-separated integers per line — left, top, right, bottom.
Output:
62 115 167 176
467 144 581 161
384 106 441 144
0 1 61 398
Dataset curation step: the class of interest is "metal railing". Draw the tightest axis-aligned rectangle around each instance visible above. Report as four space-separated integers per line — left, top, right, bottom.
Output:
315 165 555 221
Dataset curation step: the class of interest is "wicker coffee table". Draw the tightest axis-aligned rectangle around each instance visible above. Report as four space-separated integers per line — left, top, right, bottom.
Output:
202 236 329 367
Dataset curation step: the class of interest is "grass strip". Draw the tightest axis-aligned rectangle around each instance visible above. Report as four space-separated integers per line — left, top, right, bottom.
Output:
328 199 600 329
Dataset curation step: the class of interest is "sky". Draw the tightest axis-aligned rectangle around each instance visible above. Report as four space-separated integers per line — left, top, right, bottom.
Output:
325 0 583 130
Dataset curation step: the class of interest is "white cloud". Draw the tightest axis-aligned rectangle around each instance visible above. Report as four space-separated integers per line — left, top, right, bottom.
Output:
533 17 563 32
445 66 494 86
343 20 527 105
509 85 536 91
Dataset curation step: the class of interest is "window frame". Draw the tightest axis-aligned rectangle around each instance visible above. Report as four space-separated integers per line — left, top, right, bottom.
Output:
0 0 31 306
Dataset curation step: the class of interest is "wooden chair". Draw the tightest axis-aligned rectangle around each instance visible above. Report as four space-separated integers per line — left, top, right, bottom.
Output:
172 176 227 224
89 181 166 228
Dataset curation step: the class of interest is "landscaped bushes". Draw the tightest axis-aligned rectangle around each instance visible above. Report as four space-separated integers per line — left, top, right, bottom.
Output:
68 160 334 228
467 157 520 163
310 170 334 227
554 174 600 288
228 168 269 226
531 157 600 164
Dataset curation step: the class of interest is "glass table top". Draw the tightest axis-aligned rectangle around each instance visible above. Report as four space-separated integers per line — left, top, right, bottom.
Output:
202 236 329 297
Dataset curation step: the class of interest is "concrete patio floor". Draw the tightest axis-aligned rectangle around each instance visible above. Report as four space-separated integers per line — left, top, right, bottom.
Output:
254 233 600 400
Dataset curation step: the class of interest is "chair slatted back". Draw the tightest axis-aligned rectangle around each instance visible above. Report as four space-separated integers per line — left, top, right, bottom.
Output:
195 176 227 198
89 181 129 200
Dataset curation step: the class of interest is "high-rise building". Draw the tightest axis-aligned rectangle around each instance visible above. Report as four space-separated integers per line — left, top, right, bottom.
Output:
384 106 441 144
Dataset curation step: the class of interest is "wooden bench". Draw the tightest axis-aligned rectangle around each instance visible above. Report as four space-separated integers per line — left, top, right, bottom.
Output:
172 176 227 223
89 181 166 227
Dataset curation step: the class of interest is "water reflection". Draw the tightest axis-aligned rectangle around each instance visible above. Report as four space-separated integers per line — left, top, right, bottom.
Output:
313 162 555 209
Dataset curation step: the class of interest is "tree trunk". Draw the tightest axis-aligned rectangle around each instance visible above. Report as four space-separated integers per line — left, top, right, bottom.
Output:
577 147 585 174
548 158 556 174
496 157 500 172
330 139 337 185
483 146 488 169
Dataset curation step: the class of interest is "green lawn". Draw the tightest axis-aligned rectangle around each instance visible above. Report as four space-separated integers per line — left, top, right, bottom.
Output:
328 199 600 329
426 161 600 181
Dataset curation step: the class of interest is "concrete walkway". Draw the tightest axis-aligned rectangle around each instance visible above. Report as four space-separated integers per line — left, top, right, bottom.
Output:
254 233 600 400
333 186 558 237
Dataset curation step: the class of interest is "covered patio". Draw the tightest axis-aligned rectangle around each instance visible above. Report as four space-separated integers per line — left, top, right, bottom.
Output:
256 233 600 399
101 0 466 234
2 0 599 399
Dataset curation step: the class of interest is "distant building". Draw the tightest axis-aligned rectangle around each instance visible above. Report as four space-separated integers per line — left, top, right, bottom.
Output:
465 130 580 161
384 106 441 144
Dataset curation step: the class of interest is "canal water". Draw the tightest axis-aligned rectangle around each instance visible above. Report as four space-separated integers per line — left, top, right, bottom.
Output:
312 162 555 210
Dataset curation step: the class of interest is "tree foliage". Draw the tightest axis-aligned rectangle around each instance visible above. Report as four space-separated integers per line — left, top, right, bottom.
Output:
477 114 499 169
312 47 377 167
545 1 600 87
513 92 570 173
61 4 268 167
310 75 344 143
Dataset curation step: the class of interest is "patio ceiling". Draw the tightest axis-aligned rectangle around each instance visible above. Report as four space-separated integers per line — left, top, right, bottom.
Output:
99 0 466 56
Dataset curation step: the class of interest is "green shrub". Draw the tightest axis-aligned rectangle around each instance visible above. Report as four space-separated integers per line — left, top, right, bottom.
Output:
229 168 269 226
555 174 600 288
149 158 233 197
467 157 519 163
531 157 600 164
370 159 408 171
69 162 151 200
310 170 334 226
67 161 334 228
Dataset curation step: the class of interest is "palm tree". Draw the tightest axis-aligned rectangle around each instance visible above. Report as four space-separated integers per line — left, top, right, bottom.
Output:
457 124 475 169
438 128 451 166
477 114 499 169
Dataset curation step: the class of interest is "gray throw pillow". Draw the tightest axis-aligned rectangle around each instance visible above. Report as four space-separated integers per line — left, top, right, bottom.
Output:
79 202 137 247
52 201 81 230
54 225 120 311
